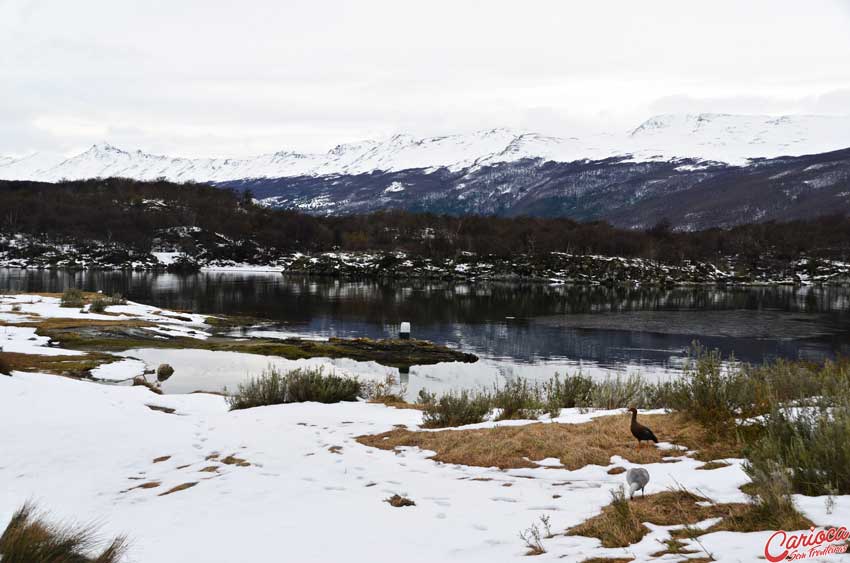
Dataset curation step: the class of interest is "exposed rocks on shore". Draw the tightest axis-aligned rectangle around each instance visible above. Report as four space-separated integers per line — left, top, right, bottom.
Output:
2 233 850 286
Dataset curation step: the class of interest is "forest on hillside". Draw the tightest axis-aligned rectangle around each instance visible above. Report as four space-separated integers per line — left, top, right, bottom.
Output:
2 177 850 264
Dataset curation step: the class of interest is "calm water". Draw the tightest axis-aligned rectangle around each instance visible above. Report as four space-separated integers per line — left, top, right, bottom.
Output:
2 270 849 376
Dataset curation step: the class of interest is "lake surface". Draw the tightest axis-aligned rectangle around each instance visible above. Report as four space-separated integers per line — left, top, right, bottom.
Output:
2 269 849 393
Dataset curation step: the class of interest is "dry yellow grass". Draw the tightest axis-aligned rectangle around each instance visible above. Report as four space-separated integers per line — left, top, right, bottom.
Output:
367 397 425 410
568 490 748 548
158 482 197 496
221 454 250 467
696 461 731 470
7 317 154 331
385 494 415 507
357 413 741 470
0 351 115 377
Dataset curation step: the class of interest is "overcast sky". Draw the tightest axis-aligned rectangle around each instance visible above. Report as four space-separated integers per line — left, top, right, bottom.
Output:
3 0 850 158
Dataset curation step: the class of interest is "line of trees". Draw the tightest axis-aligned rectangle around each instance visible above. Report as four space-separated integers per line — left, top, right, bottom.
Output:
1 177 849 263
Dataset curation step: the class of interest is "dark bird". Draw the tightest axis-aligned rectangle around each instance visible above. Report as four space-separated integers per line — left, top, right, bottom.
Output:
628 407 658 448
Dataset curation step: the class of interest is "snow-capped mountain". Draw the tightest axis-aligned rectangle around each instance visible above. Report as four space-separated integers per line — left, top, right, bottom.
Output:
3 114 850 183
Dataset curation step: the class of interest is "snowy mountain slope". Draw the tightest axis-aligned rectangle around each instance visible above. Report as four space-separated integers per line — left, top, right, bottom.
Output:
627 113 850 164
2 113 850 183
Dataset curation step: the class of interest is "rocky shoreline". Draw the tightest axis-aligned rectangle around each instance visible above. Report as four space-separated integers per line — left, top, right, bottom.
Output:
2 233 850 286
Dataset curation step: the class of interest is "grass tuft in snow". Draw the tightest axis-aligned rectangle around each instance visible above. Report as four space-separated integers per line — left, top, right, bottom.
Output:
0 353 11 375
568 488 744 548
0 502 128 563
518 516 549 556
227 366 362 410
60 288 86 308
385 494 415 508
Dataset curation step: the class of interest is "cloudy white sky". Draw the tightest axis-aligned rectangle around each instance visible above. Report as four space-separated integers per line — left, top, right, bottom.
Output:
2 0 850 158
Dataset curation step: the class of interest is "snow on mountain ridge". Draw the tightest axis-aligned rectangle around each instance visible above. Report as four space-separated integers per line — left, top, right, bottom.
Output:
2 114 850 183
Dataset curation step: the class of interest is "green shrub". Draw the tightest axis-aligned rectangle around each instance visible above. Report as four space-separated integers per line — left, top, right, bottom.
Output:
589 374 663 410
285 368 362 403
0 502 128 563
493 378 544 420
60 288 85 308
89 298 107 314
362 374 407 404
745 395 850 495
665 345 751 432
417 388 492 428
543 373 595 415
727 463 813 531
227 367 362 410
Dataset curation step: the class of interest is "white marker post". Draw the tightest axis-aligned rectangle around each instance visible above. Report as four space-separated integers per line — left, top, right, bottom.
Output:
399 322 411 340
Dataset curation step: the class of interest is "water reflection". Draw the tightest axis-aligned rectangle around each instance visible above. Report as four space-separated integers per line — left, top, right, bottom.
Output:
1 270 848 369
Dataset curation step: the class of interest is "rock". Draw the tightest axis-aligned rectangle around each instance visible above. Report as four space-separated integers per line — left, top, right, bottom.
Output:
156 363 175 382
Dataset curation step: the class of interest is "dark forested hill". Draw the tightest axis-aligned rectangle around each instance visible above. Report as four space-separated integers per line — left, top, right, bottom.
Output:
218 148 850 230
2 177 850 265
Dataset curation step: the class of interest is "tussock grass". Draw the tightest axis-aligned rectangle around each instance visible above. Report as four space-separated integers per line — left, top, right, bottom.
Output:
568 489 746 548
60 288 86 308
226 366 362 410
0 502 128 563
88 294 126 314
0 353 11 375
357 412 732 470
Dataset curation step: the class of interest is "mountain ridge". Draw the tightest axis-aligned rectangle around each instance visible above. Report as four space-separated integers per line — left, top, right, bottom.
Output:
3 113 850 184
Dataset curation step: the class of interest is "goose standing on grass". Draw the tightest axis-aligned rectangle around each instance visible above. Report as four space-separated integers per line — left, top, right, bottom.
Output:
628 407 658 448
626 467 650 499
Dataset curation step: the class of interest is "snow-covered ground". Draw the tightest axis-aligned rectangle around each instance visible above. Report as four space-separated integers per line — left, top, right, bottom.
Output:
1 372 847 563
2 292 849 562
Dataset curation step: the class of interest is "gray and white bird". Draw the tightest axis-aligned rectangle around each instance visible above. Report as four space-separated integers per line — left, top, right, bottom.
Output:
626 467 649 499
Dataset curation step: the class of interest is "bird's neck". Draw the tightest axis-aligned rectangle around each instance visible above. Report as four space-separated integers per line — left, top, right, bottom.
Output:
631 411 637 422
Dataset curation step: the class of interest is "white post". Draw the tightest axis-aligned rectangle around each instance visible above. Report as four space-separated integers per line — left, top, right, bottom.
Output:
399 322 411 340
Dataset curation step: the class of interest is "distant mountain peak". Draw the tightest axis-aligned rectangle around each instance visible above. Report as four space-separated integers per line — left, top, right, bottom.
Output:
2 113 850 183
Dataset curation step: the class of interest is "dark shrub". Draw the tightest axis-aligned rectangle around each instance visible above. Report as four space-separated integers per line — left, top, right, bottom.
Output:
745 395 850 495
89 298 107 314
227 367 362 410
60 288 85 308
417 388 492 428
493 378 544 420
543 373 595 414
